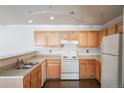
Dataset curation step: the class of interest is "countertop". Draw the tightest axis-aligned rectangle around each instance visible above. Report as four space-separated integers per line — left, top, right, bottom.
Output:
0 58 46 78
0 54 100 77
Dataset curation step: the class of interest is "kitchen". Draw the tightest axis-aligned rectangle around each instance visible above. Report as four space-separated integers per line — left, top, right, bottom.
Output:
0 5 123 88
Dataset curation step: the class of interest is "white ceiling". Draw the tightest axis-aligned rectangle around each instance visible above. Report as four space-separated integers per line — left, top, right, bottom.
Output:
0 5 123 25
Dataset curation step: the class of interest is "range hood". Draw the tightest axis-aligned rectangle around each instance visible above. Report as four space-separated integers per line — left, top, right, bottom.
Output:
61 40 79 45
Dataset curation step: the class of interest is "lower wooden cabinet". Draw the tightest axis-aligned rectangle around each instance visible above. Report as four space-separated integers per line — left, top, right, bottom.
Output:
37 65 42 88
47 59 61 79
95 60 101 82
87 60 95 78
23 64 42 88
80 59 100 81
80 59 88 79
31 67 38 88
23 73 31 88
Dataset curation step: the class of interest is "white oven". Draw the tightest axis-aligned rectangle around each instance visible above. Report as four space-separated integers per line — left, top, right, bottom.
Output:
61 59 79 80
61 40 79 80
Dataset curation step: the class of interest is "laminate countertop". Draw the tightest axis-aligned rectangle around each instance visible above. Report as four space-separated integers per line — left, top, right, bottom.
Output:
0 58 46 77
0 54 100 77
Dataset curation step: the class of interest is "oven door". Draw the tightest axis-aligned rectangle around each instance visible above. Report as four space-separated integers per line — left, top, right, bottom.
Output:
61 59 79 73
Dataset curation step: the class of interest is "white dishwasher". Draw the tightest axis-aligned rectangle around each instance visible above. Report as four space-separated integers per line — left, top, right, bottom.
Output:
41 60 47 86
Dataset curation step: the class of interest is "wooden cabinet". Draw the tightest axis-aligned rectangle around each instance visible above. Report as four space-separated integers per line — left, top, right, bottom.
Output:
80 59 95 79
60 32 69 40
30 67 38 88
107 27 116 35
87 60 95 78
117 23 123 33
97 31 102 47
37 65 42 88
34 31 48 47
60 31 77 41
47 59 61 79
23 64 42 88
88 31 98 47
78 31 88 47
101 30 107 37
23 73 31 88
49 32 60 47
30 64 42 88
80 59 88 79
68 32 77 40
95 61 101 82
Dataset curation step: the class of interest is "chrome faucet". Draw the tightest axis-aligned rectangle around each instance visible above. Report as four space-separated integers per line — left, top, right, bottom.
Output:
16 58 24 66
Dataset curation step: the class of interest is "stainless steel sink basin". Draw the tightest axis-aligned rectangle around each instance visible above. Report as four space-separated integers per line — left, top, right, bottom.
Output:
15 62 39 70
16 65 33 69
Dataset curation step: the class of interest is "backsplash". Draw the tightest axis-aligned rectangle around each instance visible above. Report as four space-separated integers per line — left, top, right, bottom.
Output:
36 48 100 55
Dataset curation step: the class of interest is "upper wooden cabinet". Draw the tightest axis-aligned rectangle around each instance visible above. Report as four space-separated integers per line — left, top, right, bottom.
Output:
68 32 77 40
60 32 69 40
78 31 88 47
117 23 123 33
107 27 116 35
34 31 100 48
97 31 102 47
48 32 60 47
60 31 77 41
88 31 98 48
34 31 48 47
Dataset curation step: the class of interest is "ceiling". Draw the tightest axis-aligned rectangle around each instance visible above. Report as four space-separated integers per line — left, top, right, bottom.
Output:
0 5 123 25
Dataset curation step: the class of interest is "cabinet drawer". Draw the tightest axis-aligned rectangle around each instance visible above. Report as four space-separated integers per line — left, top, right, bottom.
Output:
47 59 60 64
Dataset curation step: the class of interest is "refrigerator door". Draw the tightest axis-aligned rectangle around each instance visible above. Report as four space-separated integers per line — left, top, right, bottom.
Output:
101 54 119 88
102 34 120 55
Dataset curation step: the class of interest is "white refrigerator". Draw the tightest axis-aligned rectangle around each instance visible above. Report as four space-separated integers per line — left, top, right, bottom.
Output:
101 33 122 88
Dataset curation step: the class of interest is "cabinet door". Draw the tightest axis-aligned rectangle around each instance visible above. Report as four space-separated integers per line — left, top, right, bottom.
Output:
87 60 95 78
31 68 38 88
88 31 98 47
117 23 123 33
107 27 116 35
47 59 61 79
34 31 48 47
60 32 69 40
101 30 107 37
80 59 88 79
68 32 77 40
23 74 31 88
78 31 88 47
98 31 102 47
37 65 42 88
49 32 60 47
95 61 101 82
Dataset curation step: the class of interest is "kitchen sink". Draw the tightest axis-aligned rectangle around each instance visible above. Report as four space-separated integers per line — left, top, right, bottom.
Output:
15 62 39 70
16 65 33 69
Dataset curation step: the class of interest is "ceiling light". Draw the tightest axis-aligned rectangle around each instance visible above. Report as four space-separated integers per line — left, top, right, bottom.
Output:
50 16 55 20
28 19 32 23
